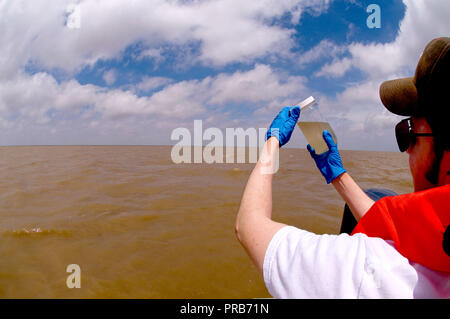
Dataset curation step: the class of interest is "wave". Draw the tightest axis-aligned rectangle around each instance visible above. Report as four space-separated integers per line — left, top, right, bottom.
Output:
3 228 72 237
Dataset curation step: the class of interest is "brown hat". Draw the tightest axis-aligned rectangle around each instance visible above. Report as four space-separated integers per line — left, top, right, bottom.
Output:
380 37 450 117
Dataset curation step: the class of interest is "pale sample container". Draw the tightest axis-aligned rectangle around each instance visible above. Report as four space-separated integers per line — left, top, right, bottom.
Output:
296 96 338 155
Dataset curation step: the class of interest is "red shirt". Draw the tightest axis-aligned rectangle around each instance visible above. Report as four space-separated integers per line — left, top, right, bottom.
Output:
352 184 450 273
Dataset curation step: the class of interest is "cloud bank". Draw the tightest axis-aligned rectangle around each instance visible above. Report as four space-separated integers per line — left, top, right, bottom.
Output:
0 0 449 150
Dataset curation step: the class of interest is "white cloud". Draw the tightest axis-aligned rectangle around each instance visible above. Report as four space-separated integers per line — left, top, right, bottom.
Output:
135 76 174 92
0 0 333 145
296 39 346 66
102 69 117 85
2 0 448 150
0 0 332 75
334 80 380 110
334 0 450 79
209 64 306 105
302 0 332 16
136 48 165 67
0 64 306 132
311 0 450 150
315 57 352 78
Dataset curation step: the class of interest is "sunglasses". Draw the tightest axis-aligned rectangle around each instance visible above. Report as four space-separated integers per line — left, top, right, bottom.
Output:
395 117 433 152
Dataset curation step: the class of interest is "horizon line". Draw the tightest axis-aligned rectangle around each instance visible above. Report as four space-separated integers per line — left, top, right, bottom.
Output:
0 144 399 153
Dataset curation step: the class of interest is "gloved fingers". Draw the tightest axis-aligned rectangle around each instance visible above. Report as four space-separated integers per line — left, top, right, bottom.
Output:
272 107 289 124
288 106 301 125
290 106 300 120
307 144 317 157
322 130 336 149
279 106 290 118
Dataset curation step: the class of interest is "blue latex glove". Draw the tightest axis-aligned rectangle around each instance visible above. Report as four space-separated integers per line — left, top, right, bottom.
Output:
265 106 301 147
307 130 346 184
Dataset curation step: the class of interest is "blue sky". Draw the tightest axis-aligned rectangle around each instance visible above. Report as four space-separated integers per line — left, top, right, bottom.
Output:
1 0 449 150
73 1 404 93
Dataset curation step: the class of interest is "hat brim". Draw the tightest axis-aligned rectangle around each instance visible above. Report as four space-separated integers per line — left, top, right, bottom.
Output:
379 77 420 116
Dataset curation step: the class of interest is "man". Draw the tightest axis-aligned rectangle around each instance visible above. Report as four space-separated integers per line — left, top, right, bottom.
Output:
235 37 450 298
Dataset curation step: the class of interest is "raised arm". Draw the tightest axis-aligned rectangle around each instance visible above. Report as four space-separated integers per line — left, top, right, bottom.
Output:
235 137 287 275
307 130 374 221
235 106 300 276
332 172 374 221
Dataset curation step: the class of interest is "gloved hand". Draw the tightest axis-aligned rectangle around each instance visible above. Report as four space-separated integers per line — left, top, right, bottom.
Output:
265 106 301 147
307 130 346 184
